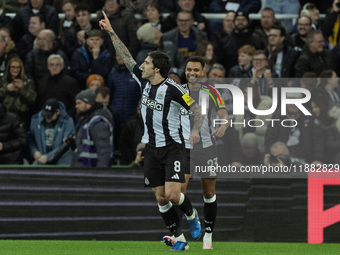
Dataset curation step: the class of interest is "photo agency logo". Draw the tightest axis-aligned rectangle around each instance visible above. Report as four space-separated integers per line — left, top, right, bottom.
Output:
199 79 312 128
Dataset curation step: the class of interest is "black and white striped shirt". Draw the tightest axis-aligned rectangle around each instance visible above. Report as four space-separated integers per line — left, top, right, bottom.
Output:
132 65 193 147
181 83 226 149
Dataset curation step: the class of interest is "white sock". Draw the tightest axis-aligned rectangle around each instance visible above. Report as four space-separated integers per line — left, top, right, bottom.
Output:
158 202 173 213
176 233 186 243
203 232 212 244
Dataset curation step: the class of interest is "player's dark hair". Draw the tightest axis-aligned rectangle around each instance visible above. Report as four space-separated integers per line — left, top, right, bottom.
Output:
185 56 205 70
147 51 171 78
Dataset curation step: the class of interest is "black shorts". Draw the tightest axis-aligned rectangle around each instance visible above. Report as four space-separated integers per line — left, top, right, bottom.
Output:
190 145 218 179
144 143 185 188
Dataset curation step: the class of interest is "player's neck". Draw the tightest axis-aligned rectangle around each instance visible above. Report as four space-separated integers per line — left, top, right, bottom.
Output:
149 74 165 85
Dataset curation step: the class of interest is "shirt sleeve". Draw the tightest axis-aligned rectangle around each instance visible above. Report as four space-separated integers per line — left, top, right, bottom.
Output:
132 64 144 88
169 80 195 111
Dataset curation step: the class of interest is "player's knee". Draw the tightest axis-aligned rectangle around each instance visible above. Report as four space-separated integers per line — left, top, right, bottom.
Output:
165 191 180 204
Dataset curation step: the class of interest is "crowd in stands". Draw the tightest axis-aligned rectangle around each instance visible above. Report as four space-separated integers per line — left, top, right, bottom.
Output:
0 0 340 167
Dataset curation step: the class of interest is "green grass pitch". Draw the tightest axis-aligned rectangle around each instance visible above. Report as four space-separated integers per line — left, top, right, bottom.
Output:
1 241 339 255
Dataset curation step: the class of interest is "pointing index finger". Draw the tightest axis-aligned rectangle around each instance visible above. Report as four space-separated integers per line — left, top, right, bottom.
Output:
102 11 108 20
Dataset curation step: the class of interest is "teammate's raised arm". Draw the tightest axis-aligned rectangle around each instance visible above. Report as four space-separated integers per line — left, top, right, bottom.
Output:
99 11 136 74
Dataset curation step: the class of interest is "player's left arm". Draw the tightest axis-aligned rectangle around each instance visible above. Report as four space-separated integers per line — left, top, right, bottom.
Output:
211 108 229 138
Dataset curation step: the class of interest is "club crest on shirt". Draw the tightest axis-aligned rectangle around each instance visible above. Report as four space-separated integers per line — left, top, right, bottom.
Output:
156 91 165 100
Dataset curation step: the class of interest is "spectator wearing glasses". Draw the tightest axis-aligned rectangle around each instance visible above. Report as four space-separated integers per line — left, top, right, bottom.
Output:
162 10 207 60
0 57 36 127
266 25 300 78
291 16 313 50
294 30 333 77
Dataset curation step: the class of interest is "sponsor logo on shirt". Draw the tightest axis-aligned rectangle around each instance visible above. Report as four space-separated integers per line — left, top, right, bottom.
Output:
142 95 163 111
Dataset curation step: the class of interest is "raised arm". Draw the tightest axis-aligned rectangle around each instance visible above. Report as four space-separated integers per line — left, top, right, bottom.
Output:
99 11 136 74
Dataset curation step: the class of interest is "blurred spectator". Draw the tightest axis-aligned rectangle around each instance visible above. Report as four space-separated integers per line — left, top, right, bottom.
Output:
265 93 324 164
163 11 207 60
323 0 340 49
326 105 340 163
12 0 59 42
37 54 80 118
86 74 105 91
118 104 143 165
240 132 263 165
72 89 114 167
250 50 276 96
253 8 277 49
0 2 13 35
0 34 18 75
216 12 262 76
17 14 45 60
300 72 318 92
263 141 307 166
28 99 75 165
96 0 140 57
210 11 235 48
155 0 178 13
107 54 141 138
300 3 321 30
144 2 165 32
310 94 336 130
267 25 300 78
229 44 255 78
294 30 333 77
196 40 215 68
64 3 98 59
162 0 208 33
95 86 110 107
70 29 113 89
0 102 27 164
25 29 69 85
313 70 340 107
291 16 313 50
2 0 28 13
0 57 36 127
217 125 243 167
234 82 273 152
265 0 300 33
209 0 261 13
58 0 77 46
168 69 182 84
136 22 185 74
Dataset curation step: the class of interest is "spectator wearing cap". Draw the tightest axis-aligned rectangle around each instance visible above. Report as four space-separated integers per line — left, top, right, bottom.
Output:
215 11 262 76
162 10 207 60
70 29 113 89
64 3 99 59
28 99 75 165
12 0 59 43
0 102 27 164
95 0 140 58
37 54 80 118
86 74 104 91
265 92 325 164
25 29 69 85
72 89 114 167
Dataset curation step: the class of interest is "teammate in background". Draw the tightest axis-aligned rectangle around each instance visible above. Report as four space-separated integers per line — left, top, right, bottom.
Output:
99 11 205 251
164 56 229 249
